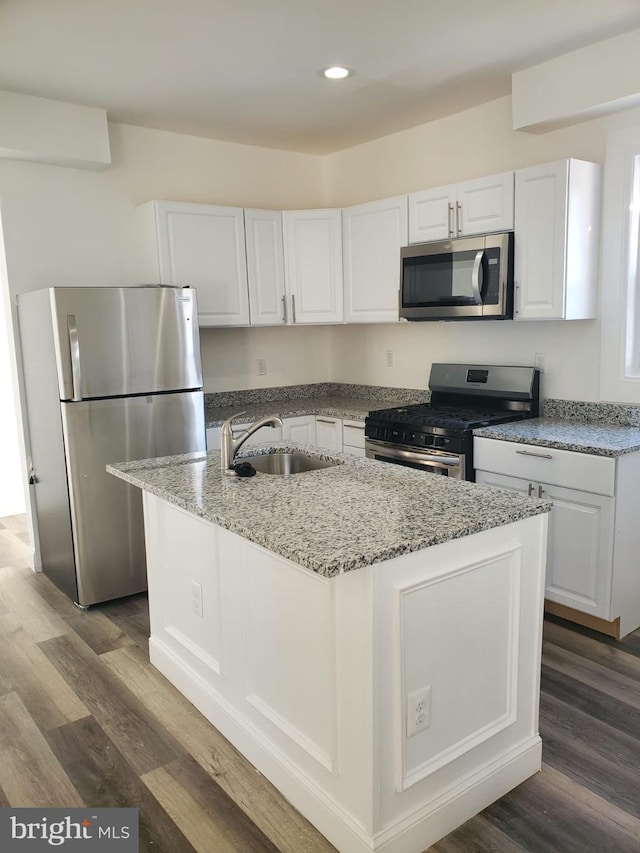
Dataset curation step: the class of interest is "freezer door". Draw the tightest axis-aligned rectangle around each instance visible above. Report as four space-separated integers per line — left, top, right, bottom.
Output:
49 287 202 400
60 391 205 606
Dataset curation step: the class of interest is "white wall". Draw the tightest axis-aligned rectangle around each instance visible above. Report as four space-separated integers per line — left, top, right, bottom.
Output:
0 122 328 394
199 326 331 392
325 96 640 401
0 213 24 518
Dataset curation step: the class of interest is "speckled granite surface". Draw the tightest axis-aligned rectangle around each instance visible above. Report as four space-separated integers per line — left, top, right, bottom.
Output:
474 418 640 457
108 442 550 577
204 383 430 428
541 399 640 426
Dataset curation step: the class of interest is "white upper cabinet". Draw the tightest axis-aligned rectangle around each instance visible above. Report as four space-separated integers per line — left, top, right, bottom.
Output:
342 196 408 323
244 209 286 326
408 172 514 243
282 209 344 324
137 201 250 327
407 185 456 244
514 159 601 321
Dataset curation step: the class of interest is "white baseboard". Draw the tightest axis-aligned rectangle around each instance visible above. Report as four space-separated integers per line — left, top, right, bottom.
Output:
150 636 541 853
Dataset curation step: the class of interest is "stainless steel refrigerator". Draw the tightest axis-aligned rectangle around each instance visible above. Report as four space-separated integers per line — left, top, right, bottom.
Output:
17 286 205 607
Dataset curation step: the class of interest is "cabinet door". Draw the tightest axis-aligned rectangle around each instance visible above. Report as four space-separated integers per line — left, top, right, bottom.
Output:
343 196 407 323
474 470 532 495
456 171 514 237
408 185 456 243
282 415 317 445
342 419 366 455
476 470 615 619
206 422 282 451
236 421 283 448
206 427 221 451
282 209 343 324
315 417 343 452
245 209 286 326
514 161 569 320
541 483 614 620
153 201 249 327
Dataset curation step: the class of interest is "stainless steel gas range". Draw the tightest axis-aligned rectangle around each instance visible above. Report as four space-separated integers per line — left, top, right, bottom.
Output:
365 363 540 481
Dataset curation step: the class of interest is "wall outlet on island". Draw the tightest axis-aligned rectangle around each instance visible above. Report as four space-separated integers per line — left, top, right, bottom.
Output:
191 579 203 618
534 352 545 373
257 358 267 376
386 350 394 368
407 686 431 737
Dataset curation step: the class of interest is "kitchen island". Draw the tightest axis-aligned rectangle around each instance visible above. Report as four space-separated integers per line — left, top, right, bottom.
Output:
108 444 550 853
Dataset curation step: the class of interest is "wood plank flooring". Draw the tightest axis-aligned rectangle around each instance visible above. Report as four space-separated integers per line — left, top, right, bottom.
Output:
1 513 640 852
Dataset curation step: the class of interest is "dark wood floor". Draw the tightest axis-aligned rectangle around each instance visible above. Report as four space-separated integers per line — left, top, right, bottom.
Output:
1 515 640 852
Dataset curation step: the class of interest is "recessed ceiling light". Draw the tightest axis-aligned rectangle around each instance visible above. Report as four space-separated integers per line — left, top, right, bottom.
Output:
318 66 354 80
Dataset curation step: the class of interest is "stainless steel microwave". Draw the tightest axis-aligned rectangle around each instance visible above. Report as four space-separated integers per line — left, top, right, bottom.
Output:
399 232 514 321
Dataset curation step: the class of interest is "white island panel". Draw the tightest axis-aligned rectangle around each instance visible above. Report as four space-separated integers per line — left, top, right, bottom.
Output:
140 490 547 853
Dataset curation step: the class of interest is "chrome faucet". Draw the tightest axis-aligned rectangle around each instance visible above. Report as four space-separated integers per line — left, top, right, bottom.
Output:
220 411 283 473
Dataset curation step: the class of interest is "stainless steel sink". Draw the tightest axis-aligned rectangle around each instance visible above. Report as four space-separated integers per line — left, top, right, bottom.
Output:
245 452 339 475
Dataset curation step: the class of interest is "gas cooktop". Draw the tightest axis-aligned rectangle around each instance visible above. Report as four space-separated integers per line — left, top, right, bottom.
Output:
367 403 531 432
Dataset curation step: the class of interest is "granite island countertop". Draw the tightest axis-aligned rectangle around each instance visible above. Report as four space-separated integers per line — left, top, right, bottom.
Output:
108 442 550 577
474 418 640 457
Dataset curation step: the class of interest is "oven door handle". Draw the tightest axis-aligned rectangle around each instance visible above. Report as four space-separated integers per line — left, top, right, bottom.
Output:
417 454 460 466
471 250 484 304
366 441 460 466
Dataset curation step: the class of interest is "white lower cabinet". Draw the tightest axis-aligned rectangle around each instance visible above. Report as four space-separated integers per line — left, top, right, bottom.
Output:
281 415 317 445
315 416 343 452
475 469 614 619
205 421 283 451
474 437 640 637
342 419 366 457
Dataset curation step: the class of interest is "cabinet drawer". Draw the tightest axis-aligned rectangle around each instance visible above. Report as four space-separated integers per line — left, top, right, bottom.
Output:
473 437 615 496
343 419 366 450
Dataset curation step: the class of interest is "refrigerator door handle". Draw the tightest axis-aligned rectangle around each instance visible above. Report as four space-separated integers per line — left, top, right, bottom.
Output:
67 314 83 401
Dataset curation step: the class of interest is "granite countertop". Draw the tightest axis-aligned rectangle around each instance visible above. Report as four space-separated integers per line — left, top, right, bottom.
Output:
108 442 550 578
205 396 382 428
474 418 640 457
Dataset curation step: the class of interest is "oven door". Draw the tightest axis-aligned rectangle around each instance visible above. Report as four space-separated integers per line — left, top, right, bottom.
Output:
365 439 466 479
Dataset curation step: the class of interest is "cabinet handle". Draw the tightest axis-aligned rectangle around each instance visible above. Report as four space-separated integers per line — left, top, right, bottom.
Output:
456 202 462 236
316 418 337 424
346 424 365 430
538 485 544 498
448 204 454 237
292 294 296 323
281 295 287 323
514 281 519 317
516 449 553 459
528 482 535 497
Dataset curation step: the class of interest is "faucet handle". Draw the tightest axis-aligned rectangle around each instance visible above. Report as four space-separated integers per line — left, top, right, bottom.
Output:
222 410 247 431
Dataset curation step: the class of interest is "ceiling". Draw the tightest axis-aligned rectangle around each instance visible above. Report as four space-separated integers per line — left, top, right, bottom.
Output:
2 0 640 154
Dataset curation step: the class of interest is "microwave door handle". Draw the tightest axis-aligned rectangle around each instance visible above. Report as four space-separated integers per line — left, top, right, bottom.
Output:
471 250 484 305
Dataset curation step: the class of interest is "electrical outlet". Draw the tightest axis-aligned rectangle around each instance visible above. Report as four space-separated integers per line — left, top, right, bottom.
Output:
386 350 394 368
257 358 267 375
191 579 203 617
406 686 431 737
534 352 545 373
